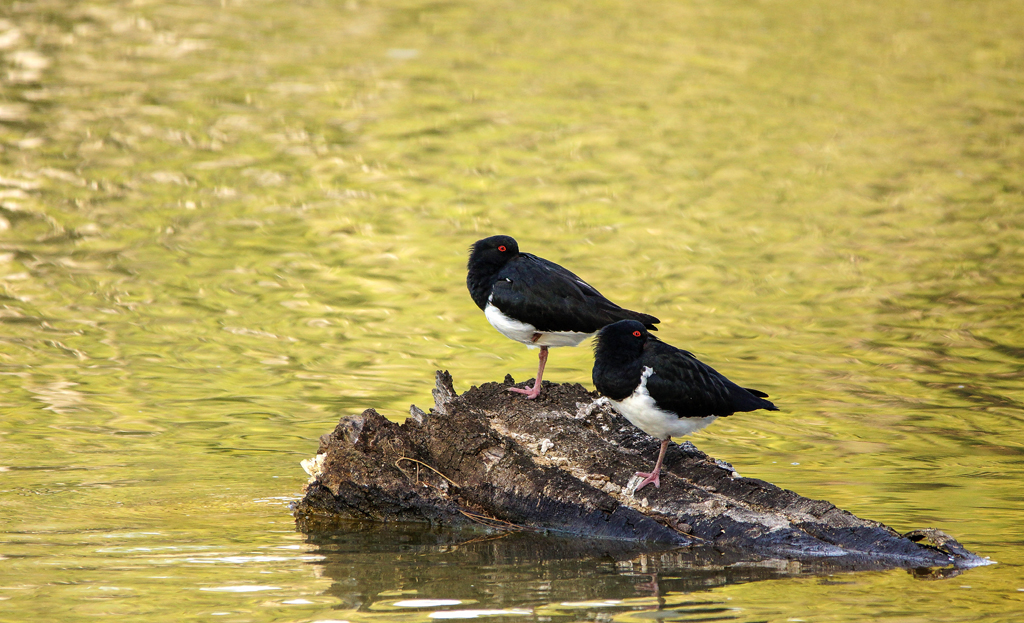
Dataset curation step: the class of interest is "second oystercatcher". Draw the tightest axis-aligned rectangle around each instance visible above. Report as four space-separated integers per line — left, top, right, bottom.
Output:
593 319 778 491
467 235 659 399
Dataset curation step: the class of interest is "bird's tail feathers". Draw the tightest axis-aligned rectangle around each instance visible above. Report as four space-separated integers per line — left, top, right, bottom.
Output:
744 387 780 411
630 311 660 330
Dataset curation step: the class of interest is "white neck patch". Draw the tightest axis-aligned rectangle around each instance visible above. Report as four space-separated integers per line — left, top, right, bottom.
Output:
609 366 718 439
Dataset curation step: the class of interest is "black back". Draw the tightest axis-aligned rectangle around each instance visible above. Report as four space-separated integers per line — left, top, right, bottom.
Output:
593 320 778 418
466 235 659 334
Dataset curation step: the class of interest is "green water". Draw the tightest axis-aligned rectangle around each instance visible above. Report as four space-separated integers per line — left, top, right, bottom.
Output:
1 0 1022 620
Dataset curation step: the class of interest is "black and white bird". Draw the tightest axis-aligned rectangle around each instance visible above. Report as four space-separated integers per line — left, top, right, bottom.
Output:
467 235 659 399
593 319 778 491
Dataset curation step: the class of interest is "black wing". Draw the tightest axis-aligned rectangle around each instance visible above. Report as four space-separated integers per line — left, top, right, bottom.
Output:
490 253 659 333
643 340 777 418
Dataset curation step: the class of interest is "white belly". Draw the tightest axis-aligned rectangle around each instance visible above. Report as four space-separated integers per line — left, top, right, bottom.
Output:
609 366 718 440
484 301 593 347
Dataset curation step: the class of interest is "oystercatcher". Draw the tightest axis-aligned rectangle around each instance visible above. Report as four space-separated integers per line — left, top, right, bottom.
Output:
467 235 659 399
593 319 778 491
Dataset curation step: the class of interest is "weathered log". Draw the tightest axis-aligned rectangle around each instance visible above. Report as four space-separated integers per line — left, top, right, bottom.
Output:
294 371 987 571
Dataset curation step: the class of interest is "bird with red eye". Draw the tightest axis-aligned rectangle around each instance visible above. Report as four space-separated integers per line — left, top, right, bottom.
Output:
593 320 778 492
467 235 659 399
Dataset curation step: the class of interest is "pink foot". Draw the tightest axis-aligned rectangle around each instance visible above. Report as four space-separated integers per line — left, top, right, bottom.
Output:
507 383 541 399
634 470 661 491
632 438 670 492
507 346 548 399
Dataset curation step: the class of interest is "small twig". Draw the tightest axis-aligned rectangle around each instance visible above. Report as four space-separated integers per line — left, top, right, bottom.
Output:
395 457 460 488
458 509 532 532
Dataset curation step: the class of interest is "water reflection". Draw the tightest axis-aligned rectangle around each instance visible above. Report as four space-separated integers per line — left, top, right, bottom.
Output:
300 522 951 623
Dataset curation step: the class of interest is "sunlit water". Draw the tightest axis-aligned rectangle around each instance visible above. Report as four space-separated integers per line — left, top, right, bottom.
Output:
1 0 1022 621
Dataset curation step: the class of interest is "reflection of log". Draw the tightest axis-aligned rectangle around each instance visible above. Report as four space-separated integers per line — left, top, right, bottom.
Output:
294 371 986 571
300 524 966 613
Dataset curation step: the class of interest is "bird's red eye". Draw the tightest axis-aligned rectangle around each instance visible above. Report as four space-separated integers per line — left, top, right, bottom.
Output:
632 330 642 337
498 245 507 252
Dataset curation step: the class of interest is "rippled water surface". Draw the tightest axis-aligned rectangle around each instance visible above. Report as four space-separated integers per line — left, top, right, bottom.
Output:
1 0 1022 621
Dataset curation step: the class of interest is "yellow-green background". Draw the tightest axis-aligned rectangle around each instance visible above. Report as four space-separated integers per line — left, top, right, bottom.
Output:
0 0 1021 621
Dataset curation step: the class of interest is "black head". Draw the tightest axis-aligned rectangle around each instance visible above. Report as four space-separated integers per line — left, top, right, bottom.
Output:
466 235 521 310
467 235 520 270
592 319 649 399
594 319 649 359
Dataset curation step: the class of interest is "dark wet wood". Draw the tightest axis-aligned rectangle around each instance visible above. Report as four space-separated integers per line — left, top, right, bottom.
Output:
294 371 985 571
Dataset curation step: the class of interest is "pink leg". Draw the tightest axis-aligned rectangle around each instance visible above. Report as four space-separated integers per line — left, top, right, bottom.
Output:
634 438 670 491
508 346 548 399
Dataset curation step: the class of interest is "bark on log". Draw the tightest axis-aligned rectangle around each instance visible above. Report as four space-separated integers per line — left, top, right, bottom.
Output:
294 371 987 571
